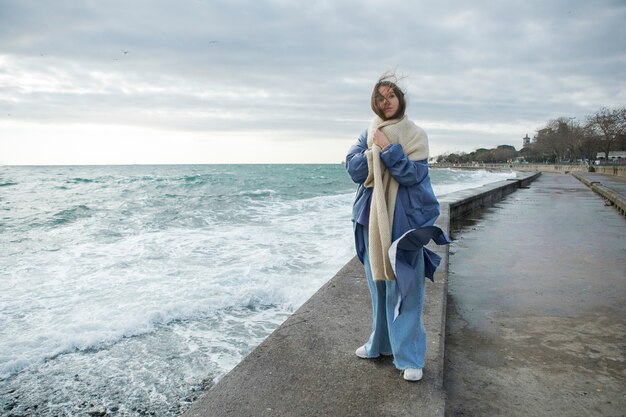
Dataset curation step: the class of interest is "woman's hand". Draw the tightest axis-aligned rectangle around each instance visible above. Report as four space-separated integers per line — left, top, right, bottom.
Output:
372 129 391 149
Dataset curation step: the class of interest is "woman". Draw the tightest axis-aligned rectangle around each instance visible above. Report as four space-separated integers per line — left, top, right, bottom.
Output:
345 75 448 382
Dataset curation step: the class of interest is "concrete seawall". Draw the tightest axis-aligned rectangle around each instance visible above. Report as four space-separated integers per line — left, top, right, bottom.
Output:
572 172 626 216
440 173 541 221
182 171 541 417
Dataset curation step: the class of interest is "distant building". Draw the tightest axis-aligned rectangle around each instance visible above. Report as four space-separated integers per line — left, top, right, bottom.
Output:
596 151 626 161
522 133 531 148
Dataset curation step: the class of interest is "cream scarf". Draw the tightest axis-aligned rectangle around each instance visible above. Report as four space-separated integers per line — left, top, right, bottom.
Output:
364 115 429 281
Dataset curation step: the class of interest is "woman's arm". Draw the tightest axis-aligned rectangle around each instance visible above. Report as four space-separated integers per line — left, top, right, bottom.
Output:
380 144 430 186
345 130 369 184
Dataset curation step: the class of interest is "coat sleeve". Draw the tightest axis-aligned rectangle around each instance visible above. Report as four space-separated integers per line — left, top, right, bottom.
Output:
345 130 369 184
380 144 429 186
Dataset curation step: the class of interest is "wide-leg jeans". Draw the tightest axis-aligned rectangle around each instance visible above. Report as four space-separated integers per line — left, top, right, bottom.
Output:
361 228 427 370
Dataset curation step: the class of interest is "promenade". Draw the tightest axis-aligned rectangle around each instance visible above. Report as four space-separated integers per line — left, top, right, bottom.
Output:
444 172 625 416
183 172 624 417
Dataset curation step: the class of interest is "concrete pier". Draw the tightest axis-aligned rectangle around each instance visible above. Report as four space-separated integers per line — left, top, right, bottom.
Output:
182 172 541 417
183 256 448 417
182 170 625 416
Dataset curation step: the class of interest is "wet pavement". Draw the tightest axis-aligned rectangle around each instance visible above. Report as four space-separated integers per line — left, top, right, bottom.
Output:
580 171 626 195
444 173 626 416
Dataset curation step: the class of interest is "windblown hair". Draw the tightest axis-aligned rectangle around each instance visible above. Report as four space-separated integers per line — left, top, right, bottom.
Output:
370 73 406 120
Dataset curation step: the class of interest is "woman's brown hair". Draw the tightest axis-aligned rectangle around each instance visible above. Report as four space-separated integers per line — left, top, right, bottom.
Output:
370 75 406 120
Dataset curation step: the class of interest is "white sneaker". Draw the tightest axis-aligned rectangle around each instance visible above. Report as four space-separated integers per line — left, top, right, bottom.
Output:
403 368 423 381
355 346 375 359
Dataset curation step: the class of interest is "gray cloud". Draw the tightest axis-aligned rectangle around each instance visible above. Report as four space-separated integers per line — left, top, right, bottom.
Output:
1 0 625 160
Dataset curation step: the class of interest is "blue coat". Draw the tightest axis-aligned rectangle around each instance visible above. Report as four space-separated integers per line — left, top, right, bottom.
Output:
345 129 449 314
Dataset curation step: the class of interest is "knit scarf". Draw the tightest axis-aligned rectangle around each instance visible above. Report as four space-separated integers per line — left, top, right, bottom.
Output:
364 115 429 281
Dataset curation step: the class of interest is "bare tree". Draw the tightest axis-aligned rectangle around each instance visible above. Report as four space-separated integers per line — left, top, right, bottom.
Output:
562 119 591 161
569 122 597 162
532 118 585 162
586 106 626 160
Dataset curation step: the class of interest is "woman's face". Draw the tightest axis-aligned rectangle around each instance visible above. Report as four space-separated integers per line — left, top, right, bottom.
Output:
376 85 400 119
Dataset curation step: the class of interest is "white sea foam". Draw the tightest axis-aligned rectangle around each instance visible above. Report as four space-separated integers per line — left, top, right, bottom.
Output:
0 190 354 380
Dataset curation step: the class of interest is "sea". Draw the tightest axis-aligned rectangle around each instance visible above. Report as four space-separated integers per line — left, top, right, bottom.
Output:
0 164 516 416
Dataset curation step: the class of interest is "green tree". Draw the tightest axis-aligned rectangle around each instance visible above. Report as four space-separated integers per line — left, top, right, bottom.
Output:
473 148 492 163
492 145 517 162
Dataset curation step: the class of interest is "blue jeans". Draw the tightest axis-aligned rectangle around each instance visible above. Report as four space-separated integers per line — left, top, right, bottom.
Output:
361 228 427 370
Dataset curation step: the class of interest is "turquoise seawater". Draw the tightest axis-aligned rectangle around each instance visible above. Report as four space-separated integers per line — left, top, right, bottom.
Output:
0 164 515 416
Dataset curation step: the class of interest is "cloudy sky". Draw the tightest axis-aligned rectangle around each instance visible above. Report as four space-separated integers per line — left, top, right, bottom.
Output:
1 0 625 164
